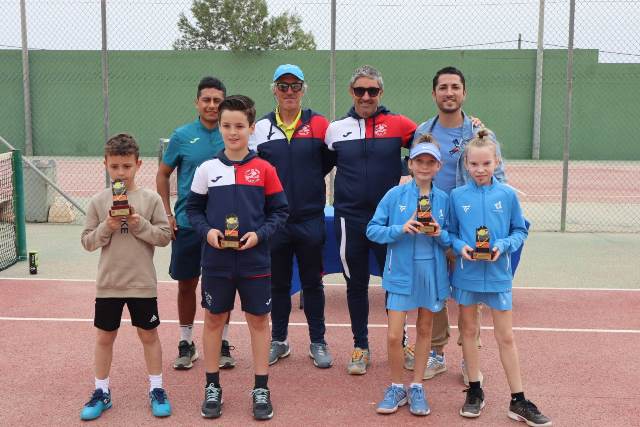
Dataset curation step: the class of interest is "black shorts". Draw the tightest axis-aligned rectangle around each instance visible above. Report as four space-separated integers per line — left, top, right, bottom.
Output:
201 275 272 316
169 227 202 281
94 297 160 331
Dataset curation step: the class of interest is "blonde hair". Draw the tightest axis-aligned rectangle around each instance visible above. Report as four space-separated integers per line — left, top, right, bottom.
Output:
412 132 440 150
465 128 500 160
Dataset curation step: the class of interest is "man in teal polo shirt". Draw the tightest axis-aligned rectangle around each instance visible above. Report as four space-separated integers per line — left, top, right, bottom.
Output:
156 76 235 370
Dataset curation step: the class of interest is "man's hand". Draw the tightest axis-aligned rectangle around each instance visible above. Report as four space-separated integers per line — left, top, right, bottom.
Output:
470 115 484 128
206 229 224 249
167 215 177 240
238 232 259 250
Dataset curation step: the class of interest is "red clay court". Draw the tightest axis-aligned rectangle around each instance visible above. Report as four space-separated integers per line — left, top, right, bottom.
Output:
1 278 638 426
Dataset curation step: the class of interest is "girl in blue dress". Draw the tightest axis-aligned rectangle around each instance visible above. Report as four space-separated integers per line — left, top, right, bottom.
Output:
449 129 551 426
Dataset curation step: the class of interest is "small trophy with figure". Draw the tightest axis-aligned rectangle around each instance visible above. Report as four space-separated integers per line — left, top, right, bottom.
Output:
220 213 241 249
416 195 436 233
472 226 492 260
110 179 131 217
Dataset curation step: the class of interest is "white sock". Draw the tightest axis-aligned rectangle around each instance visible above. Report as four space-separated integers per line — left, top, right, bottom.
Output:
149 374 163 392
410 382 423 389
95 377 110 393
180 324 193 343
391 382 404 389
222 324 229 341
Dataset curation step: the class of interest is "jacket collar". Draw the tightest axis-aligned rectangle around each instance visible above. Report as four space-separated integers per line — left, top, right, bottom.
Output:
347 105 389 120
216 149 257 166
468 176 498 191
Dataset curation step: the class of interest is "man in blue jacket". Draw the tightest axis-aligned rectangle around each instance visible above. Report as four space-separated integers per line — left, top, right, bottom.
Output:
325 65 416 375
250 64 336 369
408 66 506 384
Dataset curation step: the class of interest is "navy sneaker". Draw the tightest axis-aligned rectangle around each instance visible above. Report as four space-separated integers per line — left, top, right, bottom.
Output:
201 384 223 418
149 388 171 417
80 389 112 421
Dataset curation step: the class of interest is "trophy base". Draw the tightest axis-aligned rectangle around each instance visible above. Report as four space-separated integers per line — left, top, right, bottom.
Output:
110 207 131 217
418 224 436 234
472 251 493 261
220 239 240 249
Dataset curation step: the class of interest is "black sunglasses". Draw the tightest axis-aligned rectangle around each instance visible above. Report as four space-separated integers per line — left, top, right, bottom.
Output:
352 86 381 97
276 82 304 93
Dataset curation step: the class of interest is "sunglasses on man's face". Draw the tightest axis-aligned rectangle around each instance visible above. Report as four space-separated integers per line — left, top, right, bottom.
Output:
352 86 381 97
276 82 304 93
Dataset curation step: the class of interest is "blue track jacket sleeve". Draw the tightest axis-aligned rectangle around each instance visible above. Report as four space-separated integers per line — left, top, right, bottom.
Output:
185 191 211 239
366 190 404 244
493 191 527 255
447 192 468 255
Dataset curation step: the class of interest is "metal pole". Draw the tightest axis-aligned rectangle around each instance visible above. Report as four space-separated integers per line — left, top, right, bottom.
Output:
20 0 33 156
329 0 336 121
518 33 522 49
12 150 28 260
531 0 545 160
101 0 110 188
560 0 575 232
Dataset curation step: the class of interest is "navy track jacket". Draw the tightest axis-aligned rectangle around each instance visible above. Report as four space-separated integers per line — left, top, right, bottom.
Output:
186 150 289 277
325 106 416 223
250 109 335 223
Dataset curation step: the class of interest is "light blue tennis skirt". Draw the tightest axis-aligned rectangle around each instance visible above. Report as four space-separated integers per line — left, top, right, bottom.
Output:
452 286 512 311
386 259 447 312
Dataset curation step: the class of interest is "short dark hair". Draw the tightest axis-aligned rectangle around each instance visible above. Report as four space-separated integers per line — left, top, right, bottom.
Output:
197 76 226 98
105 133 139 159
218 95 256 125
432 66 466 91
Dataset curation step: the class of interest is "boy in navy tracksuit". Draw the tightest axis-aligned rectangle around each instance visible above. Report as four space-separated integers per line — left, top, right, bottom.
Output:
186 96 288 421
449 130 551 426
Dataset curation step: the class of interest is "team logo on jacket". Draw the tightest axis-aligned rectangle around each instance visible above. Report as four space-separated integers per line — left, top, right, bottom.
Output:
462 205 471 213
494 201 503 212
374 123 388 137
438 209 444 219
399 205 406 212
297 124 311 136
244 168 261 183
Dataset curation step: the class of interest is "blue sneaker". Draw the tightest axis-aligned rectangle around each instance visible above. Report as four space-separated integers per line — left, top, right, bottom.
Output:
376 385 407 414
80 389 112 421
149 388 171 417
408 385 431 416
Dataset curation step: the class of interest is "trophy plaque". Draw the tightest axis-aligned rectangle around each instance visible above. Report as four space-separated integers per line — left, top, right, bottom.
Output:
472 226 492 260
110 179 131 217
416 195 436 233
220 213 241 249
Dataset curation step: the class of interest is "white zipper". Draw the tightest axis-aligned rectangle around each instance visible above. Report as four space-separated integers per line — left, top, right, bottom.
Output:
388 248 393 272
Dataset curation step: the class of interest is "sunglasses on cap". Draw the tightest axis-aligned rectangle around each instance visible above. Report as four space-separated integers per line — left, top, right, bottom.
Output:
352 86 381 97
275 82 304 93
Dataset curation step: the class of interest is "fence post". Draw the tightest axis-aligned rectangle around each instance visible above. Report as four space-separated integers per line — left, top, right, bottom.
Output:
531 0 545 160
20 0 33 157
560 0 576 232
101 0 110 188
12 150 27 260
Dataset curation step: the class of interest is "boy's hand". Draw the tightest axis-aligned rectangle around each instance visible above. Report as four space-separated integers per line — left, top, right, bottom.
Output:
490 247 501 262
127 206 140 231
105 214 121 232
402 210 421 234
238 232 258 250
206 229 223 249
461 245 475 261
167 216 177 240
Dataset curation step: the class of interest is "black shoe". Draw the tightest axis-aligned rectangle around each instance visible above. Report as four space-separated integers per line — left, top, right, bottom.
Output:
251 388 273 420
174 340 198 370
508 399 552 426
460 387 485 418
219 339 236 369
201 384 223 418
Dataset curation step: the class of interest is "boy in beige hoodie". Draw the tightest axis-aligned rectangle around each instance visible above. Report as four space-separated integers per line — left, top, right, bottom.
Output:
80 133 172 420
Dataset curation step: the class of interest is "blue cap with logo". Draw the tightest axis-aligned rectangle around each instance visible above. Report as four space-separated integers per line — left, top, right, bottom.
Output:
273 64 305 82
409 143 442 162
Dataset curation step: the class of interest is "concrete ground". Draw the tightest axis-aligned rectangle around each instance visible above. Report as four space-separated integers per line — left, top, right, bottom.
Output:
2 223 639 289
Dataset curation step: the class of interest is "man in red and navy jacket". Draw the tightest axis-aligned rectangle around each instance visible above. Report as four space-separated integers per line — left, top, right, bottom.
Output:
186 149 289 277
324 65 416 375
249 64 336 368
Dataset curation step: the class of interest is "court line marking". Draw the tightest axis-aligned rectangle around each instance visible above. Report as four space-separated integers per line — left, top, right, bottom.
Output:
1 317 638 334
0 278 638 292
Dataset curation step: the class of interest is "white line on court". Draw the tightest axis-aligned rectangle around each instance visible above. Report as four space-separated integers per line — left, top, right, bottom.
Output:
0 278 638 292
1 317 638 334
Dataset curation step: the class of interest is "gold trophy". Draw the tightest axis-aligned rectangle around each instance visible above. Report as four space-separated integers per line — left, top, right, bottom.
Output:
109 179 131 217
416 195 436 233
220 213 241 249
472 226 492 260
